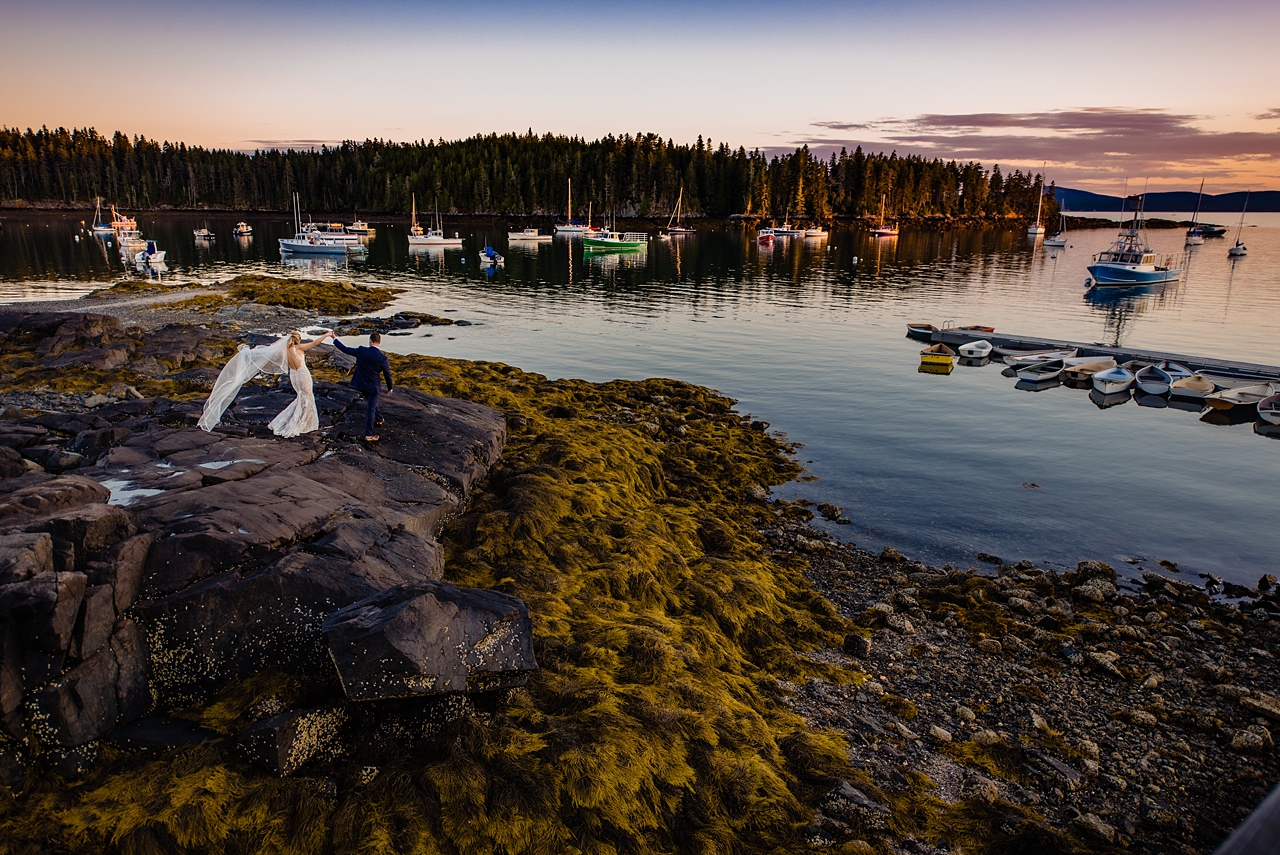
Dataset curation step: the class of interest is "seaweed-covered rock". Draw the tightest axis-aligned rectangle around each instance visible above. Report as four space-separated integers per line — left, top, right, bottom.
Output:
322 580 537 701
821 780 892 831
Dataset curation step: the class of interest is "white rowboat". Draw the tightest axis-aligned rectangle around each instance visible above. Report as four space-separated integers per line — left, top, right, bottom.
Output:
958 340 993 359
1258 394 1280 425
1003 348 1078 366
1092 366 1136 395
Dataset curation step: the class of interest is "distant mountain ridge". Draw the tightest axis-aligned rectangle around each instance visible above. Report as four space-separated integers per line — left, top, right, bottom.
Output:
1056 187 1280 213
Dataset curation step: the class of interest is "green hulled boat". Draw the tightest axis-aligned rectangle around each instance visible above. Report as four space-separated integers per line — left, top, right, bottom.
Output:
583 229 648 250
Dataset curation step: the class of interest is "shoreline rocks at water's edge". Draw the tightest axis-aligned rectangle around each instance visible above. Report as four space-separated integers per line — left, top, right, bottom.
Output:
763 516 1280 853
0 312 537 786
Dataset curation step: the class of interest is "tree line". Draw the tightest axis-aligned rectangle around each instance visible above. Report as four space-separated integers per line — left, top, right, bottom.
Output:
0 125 1057 222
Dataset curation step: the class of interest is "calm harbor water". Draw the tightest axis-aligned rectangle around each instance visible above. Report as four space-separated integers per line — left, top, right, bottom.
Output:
1 210 1278 585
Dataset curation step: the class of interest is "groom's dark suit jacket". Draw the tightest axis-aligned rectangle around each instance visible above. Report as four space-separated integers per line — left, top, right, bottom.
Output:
333 340 393 392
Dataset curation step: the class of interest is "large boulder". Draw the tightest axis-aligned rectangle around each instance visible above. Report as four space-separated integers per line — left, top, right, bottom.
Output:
301 450 458 537
135 535 435 703
331 388 506 497
0 532 53 584
0 571 87 687
29 619 150 747
0 475 111 525
85 532 155 612
322 580 537 701
236 706 347 776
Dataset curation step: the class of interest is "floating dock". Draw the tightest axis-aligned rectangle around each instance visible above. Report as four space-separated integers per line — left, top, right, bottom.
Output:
931 329 1280 384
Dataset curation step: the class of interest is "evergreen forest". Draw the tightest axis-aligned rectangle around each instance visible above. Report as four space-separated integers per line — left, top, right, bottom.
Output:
0 126 1057 222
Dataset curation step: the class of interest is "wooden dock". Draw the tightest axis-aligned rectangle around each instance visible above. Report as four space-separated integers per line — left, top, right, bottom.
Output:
931 329 1280 383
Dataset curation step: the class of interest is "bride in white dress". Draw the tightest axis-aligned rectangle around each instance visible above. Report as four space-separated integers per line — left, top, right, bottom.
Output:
197 330 332 435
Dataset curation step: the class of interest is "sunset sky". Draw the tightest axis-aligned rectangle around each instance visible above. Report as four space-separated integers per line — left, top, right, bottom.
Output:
6 0 1279 191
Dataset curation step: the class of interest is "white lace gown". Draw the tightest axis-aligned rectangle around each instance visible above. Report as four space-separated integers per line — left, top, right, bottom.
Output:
268 357 319 437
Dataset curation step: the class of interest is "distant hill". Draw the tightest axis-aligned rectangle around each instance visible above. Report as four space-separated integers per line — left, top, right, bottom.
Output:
1057 188 1280 213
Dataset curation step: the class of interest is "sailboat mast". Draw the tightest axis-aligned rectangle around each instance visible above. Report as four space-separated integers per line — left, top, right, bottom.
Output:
1190 178 1204 227
1034 162 1045 227
568 178 572 224
1235 191 1250 242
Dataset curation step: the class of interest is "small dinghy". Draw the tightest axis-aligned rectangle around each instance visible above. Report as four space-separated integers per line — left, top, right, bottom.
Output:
1257 394 1280 425
906 323 937 342
1003 348 1077 366
1170 374 1216 399
1134 364 1174 396
1015 358 1066 383
919 343 956 366
478 246 504 266
1158 361 1193 383
1063 359 1117 382
1205 382 1276 412
1092 366 1136 395
958 340 993 358
1089 388 1131 409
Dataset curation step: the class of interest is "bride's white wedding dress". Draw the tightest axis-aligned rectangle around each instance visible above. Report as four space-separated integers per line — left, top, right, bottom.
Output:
197 336 319 436
268 362 318 437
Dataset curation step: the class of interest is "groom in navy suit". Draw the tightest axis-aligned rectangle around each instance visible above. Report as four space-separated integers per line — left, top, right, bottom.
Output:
333 332 394 441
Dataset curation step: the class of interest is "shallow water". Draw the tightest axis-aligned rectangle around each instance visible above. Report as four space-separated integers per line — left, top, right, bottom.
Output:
2 211 1278 584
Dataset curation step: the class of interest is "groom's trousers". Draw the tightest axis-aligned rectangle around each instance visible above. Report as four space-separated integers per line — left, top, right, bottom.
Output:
356 384 381 436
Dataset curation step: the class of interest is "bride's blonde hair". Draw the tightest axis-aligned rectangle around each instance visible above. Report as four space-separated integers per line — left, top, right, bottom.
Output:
288 331 302 346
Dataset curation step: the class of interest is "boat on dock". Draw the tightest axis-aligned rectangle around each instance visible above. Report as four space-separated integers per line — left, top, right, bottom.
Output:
508 228 552 242
1205 382 1275 412
1004 348 1077 366
919 343 956 367
1092 366 1136 395
1170 374 1217 399
1258 394 1280 425
1016 358 1066 382
1063 359 1117 382
1086 195 1183 286
958 340 993 359
1134 364 1174 396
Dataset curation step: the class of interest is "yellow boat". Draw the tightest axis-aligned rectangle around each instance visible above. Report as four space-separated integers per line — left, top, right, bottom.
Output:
919 343 956 367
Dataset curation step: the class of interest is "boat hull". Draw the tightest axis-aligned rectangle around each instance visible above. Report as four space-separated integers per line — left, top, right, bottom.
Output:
957 341 992 358
1086 263 1183 286
279 239 351 255
1043 235 1066 247
583 239 646 249
408 236 463 246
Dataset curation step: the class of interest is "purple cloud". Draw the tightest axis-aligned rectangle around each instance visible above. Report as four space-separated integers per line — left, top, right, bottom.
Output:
1256 108 1280 121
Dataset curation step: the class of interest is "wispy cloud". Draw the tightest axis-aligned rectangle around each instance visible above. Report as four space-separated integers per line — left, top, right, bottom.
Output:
243 139 344 150
1255 108 1280 121
799 108 1280 189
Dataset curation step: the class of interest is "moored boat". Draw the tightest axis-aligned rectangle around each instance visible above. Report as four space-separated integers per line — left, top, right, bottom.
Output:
804 226 828 238
1205 382 1275 412
348 215 373 234
583 228 648 250
233 221 253 236
870 194 898 237
1185 179 1206 245
919 343 956 366
1170 374 1217 399
757 228 775 245
664 187 696 235
1086 193 1183 286
478 246 504 266
110 206 137 232
193 228 215 241
1227 191 1250 258
407 195 464 246
1134 364 1174 396
1027 164 1047 236
508 228 552 241
1258 394 1280 426
280 192 365 255
1092 366 1136 394
134 240 165 265
1044 211 1067 247
958 340 992 358
906 323 937 342
1015 358 1065 382
90 199 114 234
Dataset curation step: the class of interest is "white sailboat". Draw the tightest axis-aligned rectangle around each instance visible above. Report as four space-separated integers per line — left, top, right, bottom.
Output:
1027 163 1046 236
555 179 593 235
1185 178 1205 245
280 192 363 255
665 186 696 235
407 194 464 246
90 198 114 234
871 194 898 237
1228 191 1249 257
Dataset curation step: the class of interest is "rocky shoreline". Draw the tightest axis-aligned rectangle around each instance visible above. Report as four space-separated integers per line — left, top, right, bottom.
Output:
0 283 1274 854
762 514 1279 854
